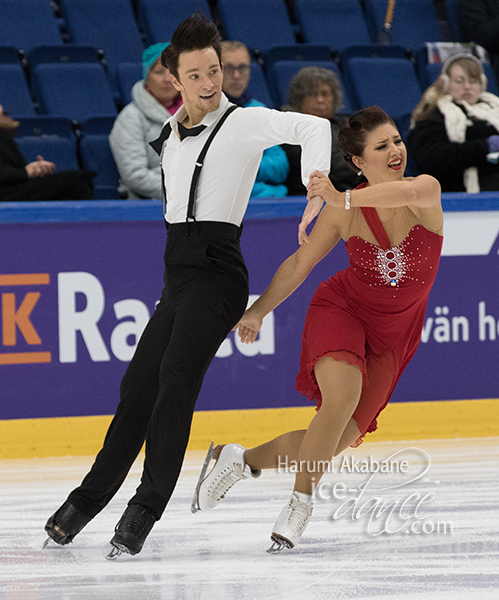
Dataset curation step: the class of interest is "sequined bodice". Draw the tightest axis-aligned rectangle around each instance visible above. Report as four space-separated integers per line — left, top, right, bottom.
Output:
345 225 442 291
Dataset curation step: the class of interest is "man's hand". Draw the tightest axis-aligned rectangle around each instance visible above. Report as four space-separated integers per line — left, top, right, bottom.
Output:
298 195 323 245
25 155 56 178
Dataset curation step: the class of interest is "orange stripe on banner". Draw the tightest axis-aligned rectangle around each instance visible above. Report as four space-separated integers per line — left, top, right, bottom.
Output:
0 274 50 286
0 352 52 365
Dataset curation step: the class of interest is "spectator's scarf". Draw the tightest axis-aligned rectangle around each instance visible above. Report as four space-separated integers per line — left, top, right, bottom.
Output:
437 92 499 192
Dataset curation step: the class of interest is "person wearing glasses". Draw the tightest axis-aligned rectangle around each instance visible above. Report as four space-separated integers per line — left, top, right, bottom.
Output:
408 54 499 192
221 40 289 198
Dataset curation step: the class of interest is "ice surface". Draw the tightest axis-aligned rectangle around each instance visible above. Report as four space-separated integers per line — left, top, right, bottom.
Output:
0 438 498 599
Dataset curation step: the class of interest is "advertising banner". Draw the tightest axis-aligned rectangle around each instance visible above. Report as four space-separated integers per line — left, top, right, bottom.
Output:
1 211 498 420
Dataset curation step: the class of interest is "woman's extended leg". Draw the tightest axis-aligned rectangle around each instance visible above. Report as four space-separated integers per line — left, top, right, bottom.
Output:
244 358 363 478
292 357 363 494
196 357 363 515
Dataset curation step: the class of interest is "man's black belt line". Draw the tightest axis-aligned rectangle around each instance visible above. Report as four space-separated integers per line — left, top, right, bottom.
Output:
150 105 239 226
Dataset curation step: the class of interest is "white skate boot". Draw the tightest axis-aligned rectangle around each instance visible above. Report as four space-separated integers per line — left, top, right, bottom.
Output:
267 491 313 553
193 443 261 512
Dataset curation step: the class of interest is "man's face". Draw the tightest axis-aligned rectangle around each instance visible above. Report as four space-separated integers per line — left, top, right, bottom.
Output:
221 48 251 99
171 47 223 123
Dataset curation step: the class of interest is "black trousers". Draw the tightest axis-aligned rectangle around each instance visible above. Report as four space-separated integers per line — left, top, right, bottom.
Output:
67 221 249 519
0 170 95 201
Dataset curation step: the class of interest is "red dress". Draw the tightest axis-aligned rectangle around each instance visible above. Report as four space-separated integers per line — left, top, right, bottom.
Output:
295 205 443 445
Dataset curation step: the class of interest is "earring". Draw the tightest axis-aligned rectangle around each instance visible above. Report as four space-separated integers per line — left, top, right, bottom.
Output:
357 168 364 177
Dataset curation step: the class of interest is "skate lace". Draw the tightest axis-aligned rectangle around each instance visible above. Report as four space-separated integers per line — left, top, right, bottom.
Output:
209 462 245 501
284 497 312 536
119 507 154 536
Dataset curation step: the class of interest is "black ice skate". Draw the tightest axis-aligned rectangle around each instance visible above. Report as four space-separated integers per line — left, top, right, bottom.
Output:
44 501 92 547
106 504 157 559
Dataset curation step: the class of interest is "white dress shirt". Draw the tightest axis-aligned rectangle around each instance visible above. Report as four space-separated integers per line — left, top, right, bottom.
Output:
160 94 332 225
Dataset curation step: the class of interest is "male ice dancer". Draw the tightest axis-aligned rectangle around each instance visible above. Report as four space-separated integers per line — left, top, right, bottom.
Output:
44 12 331 557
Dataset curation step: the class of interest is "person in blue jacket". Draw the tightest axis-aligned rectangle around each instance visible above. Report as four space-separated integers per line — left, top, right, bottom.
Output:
221 41 289 198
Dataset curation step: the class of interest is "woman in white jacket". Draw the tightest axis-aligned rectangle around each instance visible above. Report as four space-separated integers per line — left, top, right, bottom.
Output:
109 43 182 199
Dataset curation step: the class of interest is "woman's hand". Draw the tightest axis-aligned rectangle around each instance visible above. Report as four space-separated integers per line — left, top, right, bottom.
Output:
233 307 264 344
307 170 342 209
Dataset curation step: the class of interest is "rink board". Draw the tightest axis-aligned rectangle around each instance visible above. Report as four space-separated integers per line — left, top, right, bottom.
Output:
1 398 499 458
1 196 499 457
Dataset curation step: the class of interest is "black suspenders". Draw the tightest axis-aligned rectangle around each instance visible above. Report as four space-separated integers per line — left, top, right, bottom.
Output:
149 105 239 224
186 104 238 222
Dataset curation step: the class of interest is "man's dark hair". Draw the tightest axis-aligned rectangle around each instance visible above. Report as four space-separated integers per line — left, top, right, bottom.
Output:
161 12 222 80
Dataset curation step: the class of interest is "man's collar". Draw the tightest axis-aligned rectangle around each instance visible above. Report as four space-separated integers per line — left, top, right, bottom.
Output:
177 121 206 140
170 94 231 133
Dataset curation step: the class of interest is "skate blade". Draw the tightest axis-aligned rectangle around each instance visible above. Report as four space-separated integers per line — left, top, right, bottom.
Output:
42 536 68 550
190 441 215 514
266 536 293 554
42 536 56 549
102 542 126 560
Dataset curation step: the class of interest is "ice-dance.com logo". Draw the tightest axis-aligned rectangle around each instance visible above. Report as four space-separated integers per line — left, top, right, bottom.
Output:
278 447 453 536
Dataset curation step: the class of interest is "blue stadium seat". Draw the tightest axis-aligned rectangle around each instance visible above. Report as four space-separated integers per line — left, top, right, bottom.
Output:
27 45 103 70
445 0 463 43
339 44 411 111
116 62 143 107
15 117 80 171
0 46 20 62
16 116 75 138
294 0 372 51
59 0 144 94
78 117 121 199
0 0 62 49
135 0 212 47
268 60 353 113
341 56 422 122
247 62 274 108
0 53 36 117
363 0 443 49
263 44 333 67
30 62 117 121
339 44 409 62
262 45 337 107
217 0 296 53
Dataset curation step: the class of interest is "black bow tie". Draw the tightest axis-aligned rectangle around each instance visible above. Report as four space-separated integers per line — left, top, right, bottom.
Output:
178 121 207 141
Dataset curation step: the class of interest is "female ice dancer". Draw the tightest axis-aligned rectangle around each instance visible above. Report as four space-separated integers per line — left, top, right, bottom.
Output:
194 106 443 552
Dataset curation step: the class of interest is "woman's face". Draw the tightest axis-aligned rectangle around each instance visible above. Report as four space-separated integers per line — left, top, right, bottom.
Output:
448 63 482 105
300 84 335 119
354 123 406 185
146 58 179 106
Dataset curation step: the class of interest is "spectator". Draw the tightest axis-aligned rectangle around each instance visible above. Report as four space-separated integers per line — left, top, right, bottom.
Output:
281 66 359 195
109 43 183 199
0 105 95 201
221 40 289 198
459 0 499 88
408 54 499 192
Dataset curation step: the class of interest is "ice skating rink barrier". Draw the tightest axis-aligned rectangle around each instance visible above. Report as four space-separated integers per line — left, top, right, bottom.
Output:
1 194 498 458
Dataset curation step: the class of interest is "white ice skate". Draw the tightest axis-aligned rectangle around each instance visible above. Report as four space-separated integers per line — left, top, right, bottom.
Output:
192 443 261 512
267 491 313 553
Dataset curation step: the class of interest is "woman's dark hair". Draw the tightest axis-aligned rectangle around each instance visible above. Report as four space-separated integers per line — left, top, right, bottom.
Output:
161 12 222 80
338 106 396 170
